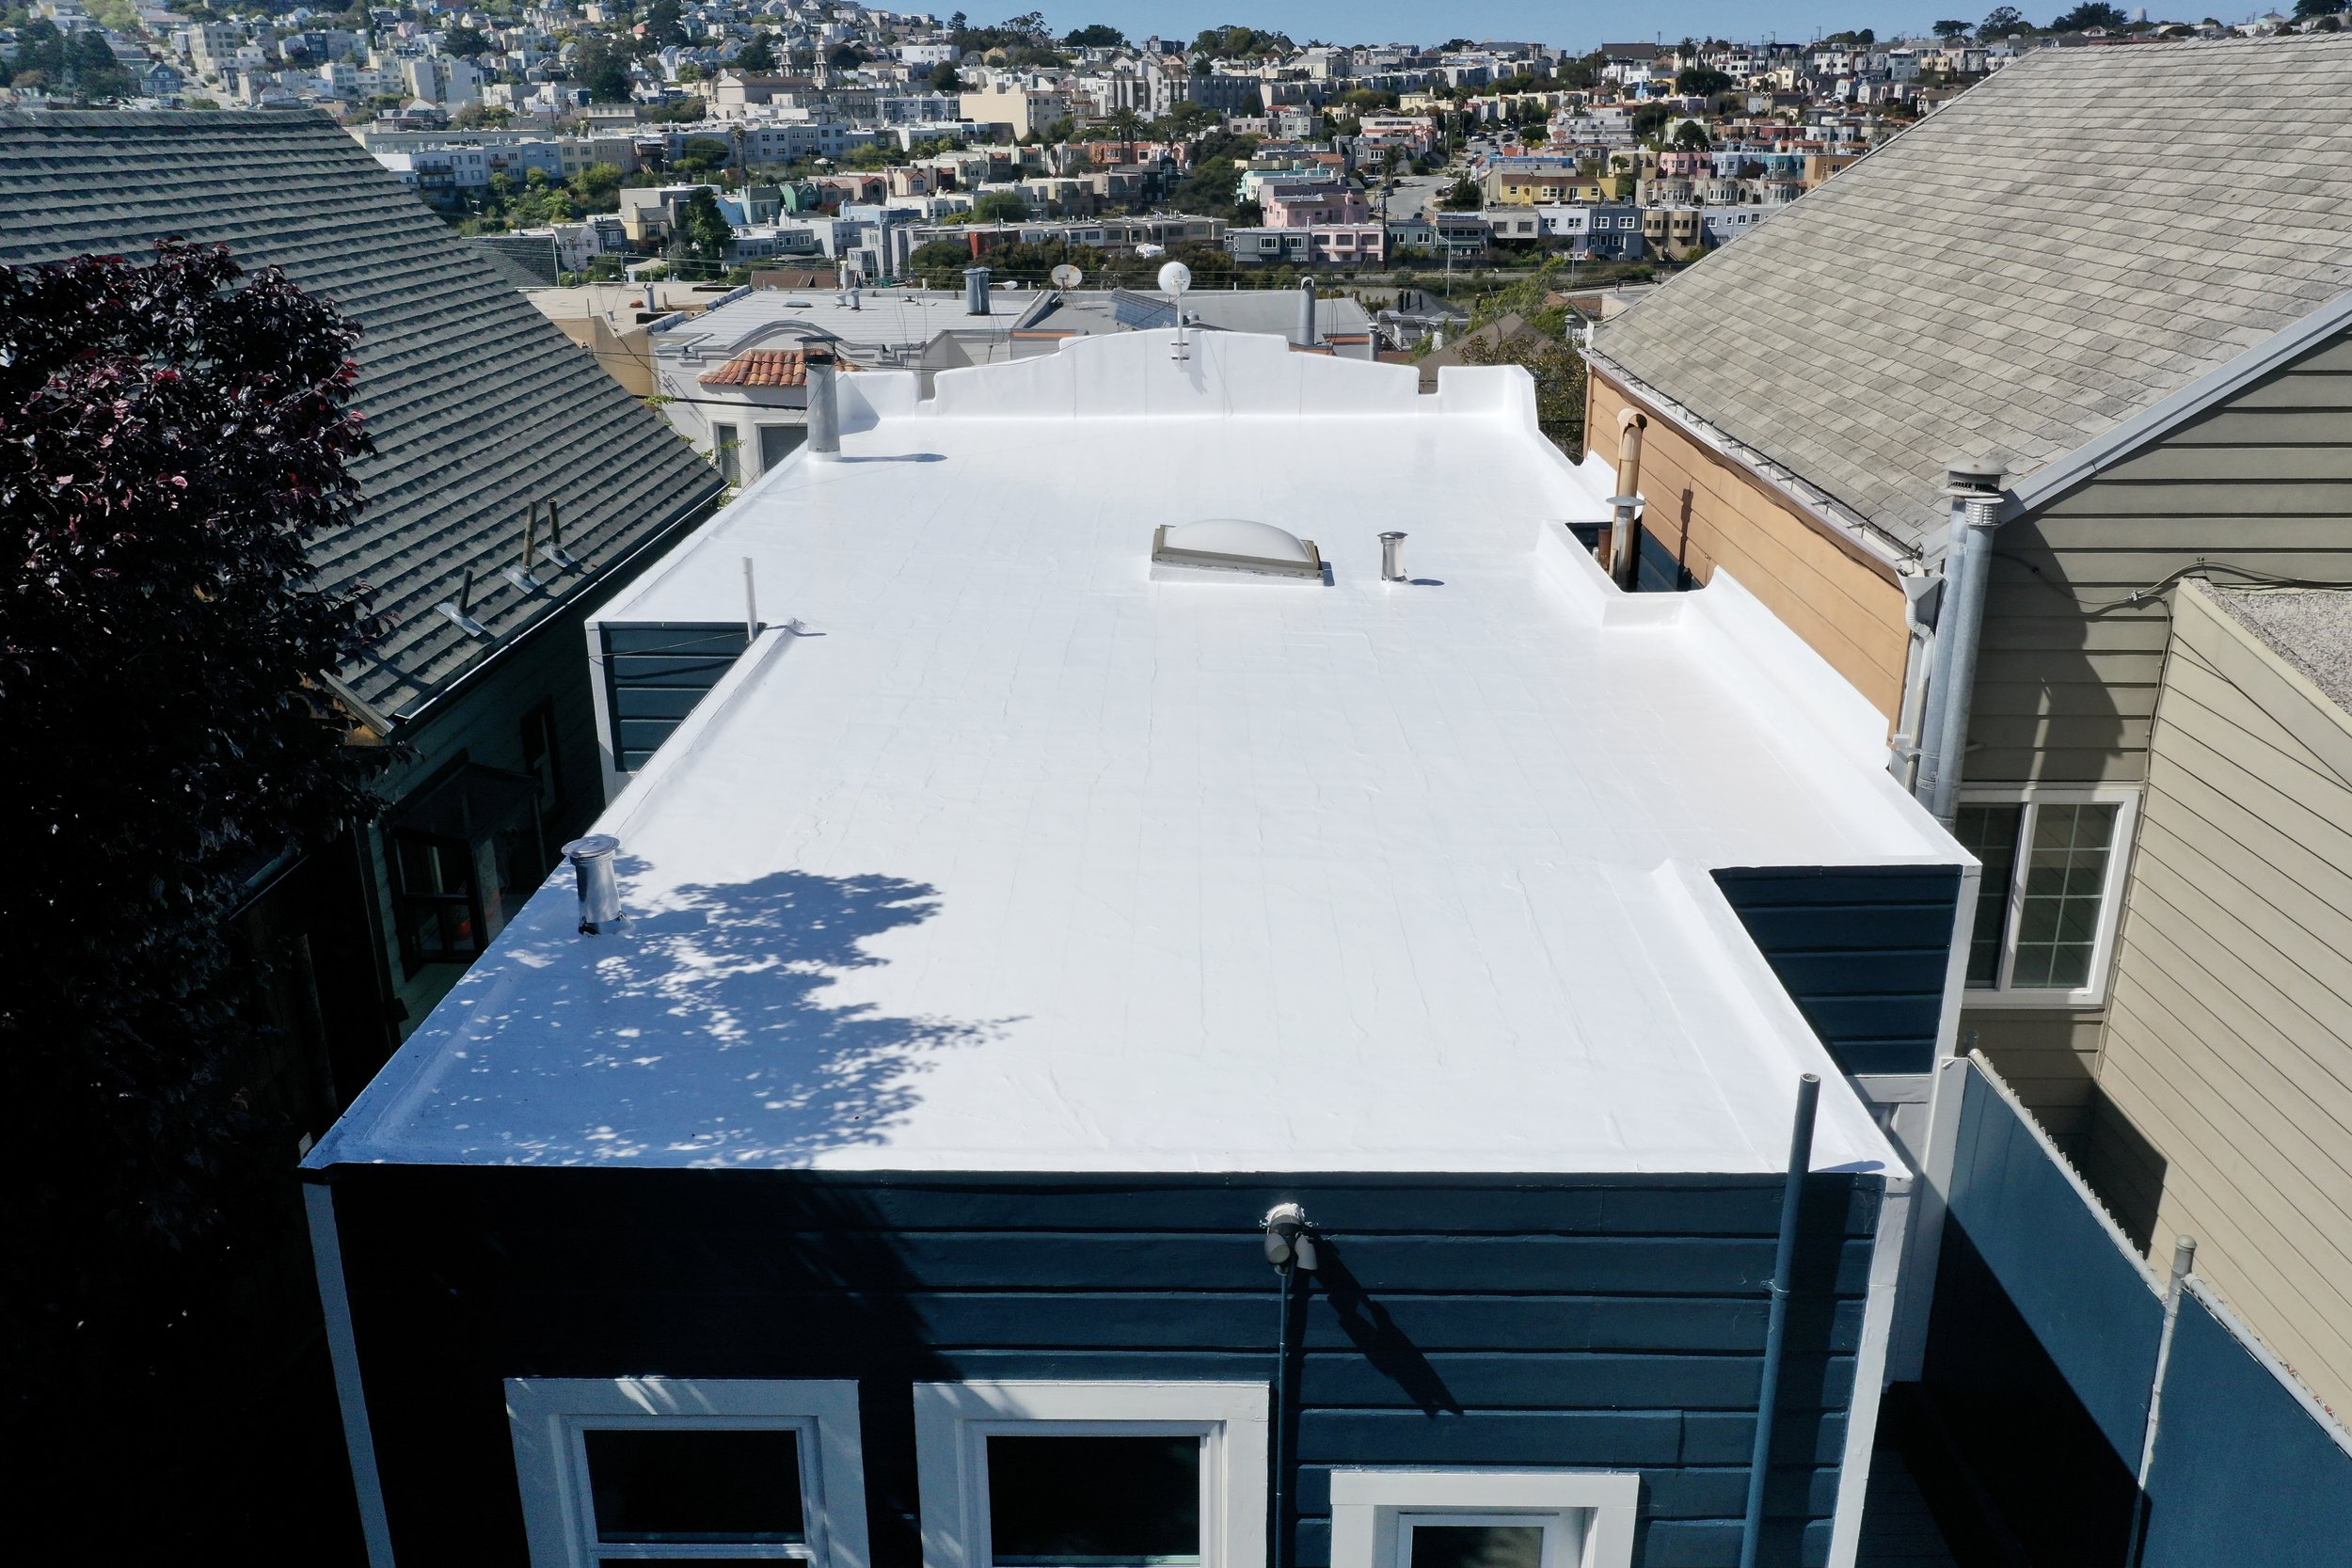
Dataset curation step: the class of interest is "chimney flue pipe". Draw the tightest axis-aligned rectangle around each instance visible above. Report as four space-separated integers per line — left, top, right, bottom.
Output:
1297 276 1317 348
563 834 623 934
1379 531 1406 582
805 343 840 457
963 265 992 315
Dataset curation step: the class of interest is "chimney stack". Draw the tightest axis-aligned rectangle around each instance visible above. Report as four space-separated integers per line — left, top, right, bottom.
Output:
1297 276 1317 348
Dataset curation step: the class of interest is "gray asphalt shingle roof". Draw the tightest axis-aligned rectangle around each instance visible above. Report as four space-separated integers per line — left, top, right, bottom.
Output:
1591 35 2352 549
0 110 723 718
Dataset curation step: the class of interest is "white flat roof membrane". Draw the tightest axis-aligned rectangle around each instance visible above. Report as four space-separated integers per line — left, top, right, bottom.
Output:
312 332 1955 1178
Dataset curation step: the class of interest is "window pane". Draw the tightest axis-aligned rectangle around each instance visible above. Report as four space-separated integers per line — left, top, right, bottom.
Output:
987 1435 1200 1566
1410 1527 1546 1568
585 1428 804 1544
2011 802 2119 990
1952 803 2024 987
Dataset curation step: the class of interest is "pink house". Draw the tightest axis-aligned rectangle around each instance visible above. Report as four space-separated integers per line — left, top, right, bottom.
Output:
1259 182 1371 228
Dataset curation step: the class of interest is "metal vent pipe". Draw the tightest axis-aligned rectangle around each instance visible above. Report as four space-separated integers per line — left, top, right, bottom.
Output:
1915 462 2006 825
564 834 623 934
1379 531 1406 581
1297 276 1317 348
805 343 840 457
963 265 992 315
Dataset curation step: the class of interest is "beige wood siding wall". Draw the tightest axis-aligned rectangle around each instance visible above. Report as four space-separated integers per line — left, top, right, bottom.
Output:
1584 372 1911 720
1977 329 2352 785
2092 581 2352 1416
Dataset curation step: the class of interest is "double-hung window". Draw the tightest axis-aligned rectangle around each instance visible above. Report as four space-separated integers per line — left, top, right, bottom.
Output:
1952 786 2138 1006
1328 1472 1637 1568
507 1378 870 1568
914 1382 1268 1568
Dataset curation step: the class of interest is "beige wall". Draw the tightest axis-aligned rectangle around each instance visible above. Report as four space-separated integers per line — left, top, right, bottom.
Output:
2090 581 2352 1415
1584 370 1911 720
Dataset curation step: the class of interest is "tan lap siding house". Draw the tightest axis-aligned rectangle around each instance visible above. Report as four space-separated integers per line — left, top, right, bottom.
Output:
2090 582 2352 1417
1582 372 1912 721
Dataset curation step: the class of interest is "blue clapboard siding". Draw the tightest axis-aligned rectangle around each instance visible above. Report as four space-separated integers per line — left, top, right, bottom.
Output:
327 1169 1882 1568
599 621 750 769
1634 525 1696 593
1711 867 1961 1076
2138 1291 2352 1567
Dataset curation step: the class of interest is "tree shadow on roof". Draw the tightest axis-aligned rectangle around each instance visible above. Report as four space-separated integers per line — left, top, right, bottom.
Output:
450 863 1008 1166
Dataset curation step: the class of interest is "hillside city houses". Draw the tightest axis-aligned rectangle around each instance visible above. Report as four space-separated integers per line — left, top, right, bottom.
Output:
5 2 2259 291
13 5 2352 1568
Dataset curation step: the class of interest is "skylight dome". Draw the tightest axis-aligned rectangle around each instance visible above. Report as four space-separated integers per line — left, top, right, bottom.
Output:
1151 518 1324 580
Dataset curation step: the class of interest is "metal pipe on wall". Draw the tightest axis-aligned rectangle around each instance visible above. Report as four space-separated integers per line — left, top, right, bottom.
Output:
1263 1204 1318 1568
1611 408 1648 588
805 344 840 458
1739 1073 1820 1568
1917 494 2002 826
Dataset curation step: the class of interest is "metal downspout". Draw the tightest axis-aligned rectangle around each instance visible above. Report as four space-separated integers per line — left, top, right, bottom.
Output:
1263 1205 1317 1568
1915 464 2007 826
2125 1237 2199 1566
1740 1073 1821 1568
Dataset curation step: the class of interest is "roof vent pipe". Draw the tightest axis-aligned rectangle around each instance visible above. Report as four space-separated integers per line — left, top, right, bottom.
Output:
563 834 623 934
805 343 841 457
963 265 992 315
1379 531 1406 582
1297 275 1316 347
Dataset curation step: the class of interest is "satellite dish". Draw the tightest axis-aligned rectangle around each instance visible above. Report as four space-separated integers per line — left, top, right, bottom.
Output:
1157 261 1192 295
1134 242 1166 258
1049 262 1083 289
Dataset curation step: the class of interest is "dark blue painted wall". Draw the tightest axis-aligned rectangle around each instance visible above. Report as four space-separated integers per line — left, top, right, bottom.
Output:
2139 1291 2352 1567
1712 867 1961 1077
325 1168 1883 1568
600 622 749 770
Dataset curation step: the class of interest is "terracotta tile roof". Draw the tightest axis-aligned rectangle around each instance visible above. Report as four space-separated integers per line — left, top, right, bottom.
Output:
700 348 807 388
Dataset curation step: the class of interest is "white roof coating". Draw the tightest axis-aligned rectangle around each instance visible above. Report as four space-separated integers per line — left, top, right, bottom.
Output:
310 332 1959 1179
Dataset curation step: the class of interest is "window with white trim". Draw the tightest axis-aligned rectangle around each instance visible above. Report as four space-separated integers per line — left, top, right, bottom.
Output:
1327 1472 1637 1568
914 1382 1268 1568
507 1378 871 1568
1953 786 2138 1006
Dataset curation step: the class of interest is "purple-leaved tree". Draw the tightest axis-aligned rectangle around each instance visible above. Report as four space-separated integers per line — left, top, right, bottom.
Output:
0 239 389 1549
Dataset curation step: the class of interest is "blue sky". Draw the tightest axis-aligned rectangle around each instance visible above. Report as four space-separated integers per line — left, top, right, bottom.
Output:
1010 4 1957 51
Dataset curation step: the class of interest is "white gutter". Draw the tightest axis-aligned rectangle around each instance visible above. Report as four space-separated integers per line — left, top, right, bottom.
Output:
1583 348 1917 571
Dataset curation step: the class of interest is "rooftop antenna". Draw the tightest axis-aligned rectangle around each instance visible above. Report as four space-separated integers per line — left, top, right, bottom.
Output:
437 568 491 639
1160 259 1192 362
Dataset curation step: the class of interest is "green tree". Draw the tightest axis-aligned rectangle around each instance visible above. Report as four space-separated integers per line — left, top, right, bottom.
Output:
1063 23 1124 46
1932 17 1973 36
930 59 961 90
1671 119 1711 151
643 0 686 45
572 35 633 102
569 160 627 209
1979 5 2028 33
739 28 777 71
676 134 733 175
674 186 734 261
443 24 491 55
2 238 388 1555
1674 65 1731 96
1438 174 1483 210
972 189 1029 222
2049 0 2125 24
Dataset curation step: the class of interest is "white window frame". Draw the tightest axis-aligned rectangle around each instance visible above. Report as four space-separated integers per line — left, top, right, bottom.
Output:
507 1377 871 1568
913 1381 1268 1568
1328 1471 1638 1568
1957 784 2140 1009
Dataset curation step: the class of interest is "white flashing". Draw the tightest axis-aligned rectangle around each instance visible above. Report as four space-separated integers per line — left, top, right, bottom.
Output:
1827 1171 1913 1568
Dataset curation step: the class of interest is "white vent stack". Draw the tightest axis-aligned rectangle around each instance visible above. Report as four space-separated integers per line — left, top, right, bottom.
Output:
563 834 623 934
1297 276 1317 348
1160 260 1191 362
963 266 992 314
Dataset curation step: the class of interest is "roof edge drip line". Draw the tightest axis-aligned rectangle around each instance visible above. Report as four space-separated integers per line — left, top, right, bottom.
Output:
1584 352 1916 572
2006 281 2352 520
